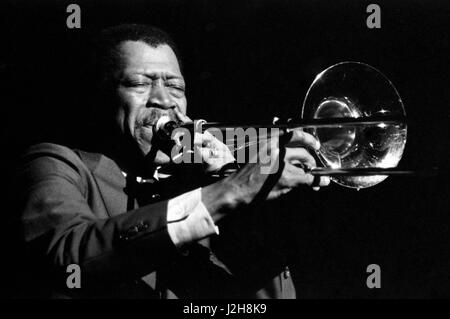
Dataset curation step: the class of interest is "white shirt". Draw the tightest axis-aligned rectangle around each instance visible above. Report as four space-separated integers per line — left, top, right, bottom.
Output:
122 170 219 248
166 187 219 247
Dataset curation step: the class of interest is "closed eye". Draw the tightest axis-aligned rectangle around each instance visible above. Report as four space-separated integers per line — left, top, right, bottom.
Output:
125 81 150 88
166 81 185 92
168 84 185 91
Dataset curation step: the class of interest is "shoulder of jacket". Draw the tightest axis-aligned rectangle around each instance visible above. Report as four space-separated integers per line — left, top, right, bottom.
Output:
23 142 87 175
22 142 119 181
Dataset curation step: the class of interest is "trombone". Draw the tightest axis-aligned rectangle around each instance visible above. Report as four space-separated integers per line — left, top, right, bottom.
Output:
157 62 426 189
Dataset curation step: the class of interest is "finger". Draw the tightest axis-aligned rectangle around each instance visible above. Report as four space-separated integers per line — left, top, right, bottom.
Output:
308 174 331 188
278 163 311 188
267 187 292 200
284 165 330 188
195 145 223 162
194 132 220 149
195 146 211 160
311 175 321 188
194 132 216 146
200 131 216 143
202 131 234 159
287 129 320 150
197 143 229 158
203 130 229 147
285 147 317 169
321 176 331 186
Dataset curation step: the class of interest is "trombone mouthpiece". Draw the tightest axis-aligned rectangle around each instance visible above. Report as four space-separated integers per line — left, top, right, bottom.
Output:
155 116 180 140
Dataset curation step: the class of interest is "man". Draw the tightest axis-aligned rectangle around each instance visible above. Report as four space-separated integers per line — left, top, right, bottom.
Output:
15 24 329 298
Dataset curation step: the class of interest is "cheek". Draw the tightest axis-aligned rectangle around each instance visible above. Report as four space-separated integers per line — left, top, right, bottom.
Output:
114 108 126 132
116 91 146 135
178 97 188 114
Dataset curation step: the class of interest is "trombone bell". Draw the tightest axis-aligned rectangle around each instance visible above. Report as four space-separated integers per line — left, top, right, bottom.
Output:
302 62 407 189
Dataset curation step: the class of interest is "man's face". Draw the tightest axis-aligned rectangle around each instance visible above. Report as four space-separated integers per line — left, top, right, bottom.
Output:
110 41 187 164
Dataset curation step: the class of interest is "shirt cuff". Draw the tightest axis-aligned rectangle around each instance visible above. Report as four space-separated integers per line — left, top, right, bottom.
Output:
166 188 219 248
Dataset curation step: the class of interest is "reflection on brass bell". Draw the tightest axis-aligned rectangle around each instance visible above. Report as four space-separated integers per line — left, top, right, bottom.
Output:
302 62 407 189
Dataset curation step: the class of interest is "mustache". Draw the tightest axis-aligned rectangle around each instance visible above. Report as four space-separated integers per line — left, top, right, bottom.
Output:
139 110 178 127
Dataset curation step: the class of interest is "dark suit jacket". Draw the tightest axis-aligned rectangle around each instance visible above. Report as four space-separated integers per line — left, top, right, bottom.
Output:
14 143 295 298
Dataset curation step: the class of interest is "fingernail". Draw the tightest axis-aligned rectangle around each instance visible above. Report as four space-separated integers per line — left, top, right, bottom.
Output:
313 187 320 191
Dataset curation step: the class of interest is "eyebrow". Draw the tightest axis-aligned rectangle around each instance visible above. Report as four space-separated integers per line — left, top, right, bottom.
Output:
162 74 184 80
127 70 184 80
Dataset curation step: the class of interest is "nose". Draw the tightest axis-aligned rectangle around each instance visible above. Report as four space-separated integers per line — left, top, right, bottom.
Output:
147 80 174 110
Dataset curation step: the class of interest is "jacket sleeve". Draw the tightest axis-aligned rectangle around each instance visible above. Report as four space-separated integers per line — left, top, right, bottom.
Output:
16 144 180 290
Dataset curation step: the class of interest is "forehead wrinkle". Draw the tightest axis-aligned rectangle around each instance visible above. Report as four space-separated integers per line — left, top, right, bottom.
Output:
116 41 182 77
124 67 183 80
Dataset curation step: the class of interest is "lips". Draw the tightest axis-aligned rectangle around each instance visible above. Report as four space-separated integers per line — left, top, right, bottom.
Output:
136 111 179 146
141 117 156 128
140 110 173 126
135 115 155 138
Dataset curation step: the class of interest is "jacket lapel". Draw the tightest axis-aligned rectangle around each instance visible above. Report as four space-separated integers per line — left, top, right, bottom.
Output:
76 150 128 217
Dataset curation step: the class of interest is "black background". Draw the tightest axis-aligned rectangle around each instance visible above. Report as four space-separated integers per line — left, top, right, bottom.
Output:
0 0 449 298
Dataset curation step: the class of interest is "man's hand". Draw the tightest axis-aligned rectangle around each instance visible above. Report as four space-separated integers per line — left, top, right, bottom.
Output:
201 129 330 222
270 129 330 196
171 110 235 173
194 131 235 173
